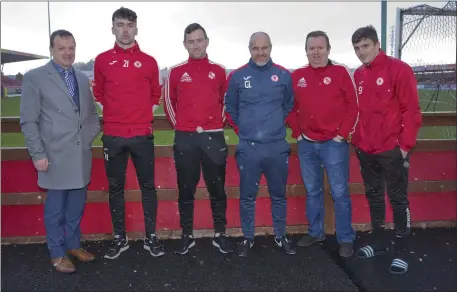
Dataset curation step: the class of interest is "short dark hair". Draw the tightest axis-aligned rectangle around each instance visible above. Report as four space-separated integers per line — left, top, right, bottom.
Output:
50 29 74 47
112 7 137 24
305 31 331 50
352 25 379 44
184 23 208 42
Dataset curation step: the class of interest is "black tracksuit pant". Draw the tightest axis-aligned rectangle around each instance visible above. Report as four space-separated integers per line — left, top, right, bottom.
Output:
102 134 158 237
356 146 411 255
173 130 228 235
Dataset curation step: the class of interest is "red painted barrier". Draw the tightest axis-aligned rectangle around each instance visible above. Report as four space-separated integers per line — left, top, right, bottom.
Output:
1 151 456 239
2 151 456 193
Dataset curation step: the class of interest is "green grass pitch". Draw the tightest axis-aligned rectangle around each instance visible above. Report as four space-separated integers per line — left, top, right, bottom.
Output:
1 89 455 147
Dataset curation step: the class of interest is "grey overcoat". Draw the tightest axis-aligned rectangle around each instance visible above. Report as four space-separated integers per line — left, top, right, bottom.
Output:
20 61 100 190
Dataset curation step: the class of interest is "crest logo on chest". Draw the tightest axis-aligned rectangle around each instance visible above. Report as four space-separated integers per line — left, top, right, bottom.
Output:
323 77 331 85
271 75 279 82
208 71 215 79
376 77 384 85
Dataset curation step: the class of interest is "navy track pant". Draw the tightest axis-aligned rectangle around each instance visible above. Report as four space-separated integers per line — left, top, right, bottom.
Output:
235 139 290 239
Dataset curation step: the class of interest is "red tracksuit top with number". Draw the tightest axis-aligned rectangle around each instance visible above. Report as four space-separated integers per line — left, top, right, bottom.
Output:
164 55 227 132
286 60 359 141
352 50 422 154
92 42 162 138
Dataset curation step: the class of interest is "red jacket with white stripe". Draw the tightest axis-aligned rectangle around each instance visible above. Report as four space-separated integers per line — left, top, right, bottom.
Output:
164 55 227 132
92 42 162 138
352 51 422 154
286 60 359 141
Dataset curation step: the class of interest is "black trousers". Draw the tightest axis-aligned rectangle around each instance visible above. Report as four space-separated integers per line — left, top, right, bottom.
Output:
356 147 411 249
102 134 158 237
173 130 228 235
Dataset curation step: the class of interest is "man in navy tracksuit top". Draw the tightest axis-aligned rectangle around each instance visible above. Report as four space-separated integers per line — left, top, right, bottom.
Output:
225 32 296 257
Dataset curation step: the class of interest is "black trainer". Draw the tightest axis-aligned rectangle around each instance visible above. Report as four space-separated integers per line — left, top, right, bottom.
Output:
236 238 254 257
174 234 195 255
144 234 165 257
104 235 129 259
212 233 233 254
274 236 297 255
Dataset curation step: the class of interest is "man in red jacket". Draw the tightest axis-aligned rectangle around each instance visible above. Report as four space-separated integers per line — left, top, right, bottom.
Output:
351 25 422 275
92 7 164 259
164 23 233 255
286 31 358 258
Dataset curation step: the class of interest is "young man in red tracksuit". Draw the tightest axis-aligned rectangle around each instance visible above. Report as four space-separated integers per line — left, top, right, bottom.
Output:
351 25 422 275
286 31 359 258
164 23 233 255
92 7 164 259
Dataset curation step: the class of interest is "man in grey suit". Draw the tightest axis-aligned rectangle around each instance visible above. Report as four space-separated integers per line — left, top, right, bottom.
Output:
20 29 100 273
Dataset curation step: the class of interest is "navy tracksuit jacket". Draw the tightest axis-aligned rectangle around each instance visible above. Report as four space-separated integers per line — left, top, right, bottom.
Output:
225 58 294 239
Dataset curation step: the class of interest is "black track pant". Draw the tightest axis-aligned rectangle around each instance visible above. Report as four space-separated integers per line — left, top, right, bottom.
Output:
102 134 158 237
174 130 228 235
356 146 411 253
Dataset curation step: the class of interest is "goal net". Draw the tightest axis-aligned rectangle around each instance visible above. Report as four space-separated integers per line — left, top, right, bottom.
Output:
394 1 456 113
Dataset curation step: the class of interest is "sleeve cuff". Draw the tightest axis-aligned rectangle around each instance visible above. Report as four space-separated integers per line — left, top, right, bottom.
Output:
32 153 47 162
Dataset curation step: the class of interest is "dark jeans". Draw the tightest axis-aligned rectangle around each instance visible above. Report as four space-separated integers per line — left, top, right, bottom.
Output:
356 146 411 238
102 134 158 237
173 131 228 235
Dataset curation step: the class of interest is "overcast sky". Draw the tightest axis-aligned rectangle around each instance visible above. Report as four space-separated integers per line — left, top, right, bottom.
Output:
1 1 454 75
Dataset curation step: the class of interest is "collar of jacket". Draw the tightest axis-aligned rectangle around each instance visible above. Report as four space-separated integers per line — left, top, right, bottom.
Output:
248 58 273 71
364 49 387 69
113 41 140 54
188 54 209 64
51 59 74 74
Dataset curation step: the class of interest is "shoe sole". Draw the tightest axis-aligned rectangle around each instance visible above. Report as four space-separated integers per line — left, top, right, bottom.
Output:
55 268 76 274
388 267 408 275
297 237 325 247
104 245 129 260
339 250 354 258
144 245 165 257
212 240 233 254
175 241 196 255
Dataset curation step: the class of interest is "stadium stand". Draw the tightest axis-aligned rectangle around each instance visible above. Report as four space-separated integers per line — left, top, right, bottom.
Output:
1 48 48 98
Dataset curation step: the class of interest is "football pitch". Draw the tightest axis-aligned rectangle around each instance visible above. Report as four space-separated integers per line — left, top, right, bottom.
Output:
1 89 456 147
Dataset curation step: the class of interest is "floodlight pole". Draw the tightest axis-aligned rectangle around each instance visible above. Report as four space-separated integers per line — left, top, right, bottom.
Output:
48 1 51 59
381 0 387 52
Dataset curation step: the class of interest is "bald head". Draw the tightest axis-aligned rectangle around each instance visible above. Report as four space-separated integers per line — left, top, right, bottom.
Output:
249 32 271 48
248 31 272 67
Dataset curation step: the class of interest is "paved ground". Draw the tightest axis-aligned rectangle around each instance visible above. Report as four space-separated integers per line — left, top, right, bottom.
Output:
1 227 455 291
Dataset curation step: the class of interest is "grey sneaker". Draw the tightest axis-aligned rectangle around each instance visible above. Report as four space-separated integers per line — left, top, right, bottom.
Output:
297 234 325 247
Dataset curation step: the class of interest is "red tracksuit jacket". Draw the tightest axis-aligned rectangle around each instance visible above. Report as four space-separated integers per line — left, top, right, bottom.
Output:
93 42 162 138
352 51 422 154
164 55 227 132
287 60 359 141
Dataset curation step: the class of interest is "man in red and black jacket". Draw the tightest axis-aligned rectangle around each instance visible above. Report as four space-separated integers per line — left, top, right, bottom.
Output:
351 25 422 275
164 23 233 255
92 7 164 259
286 30 359 258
